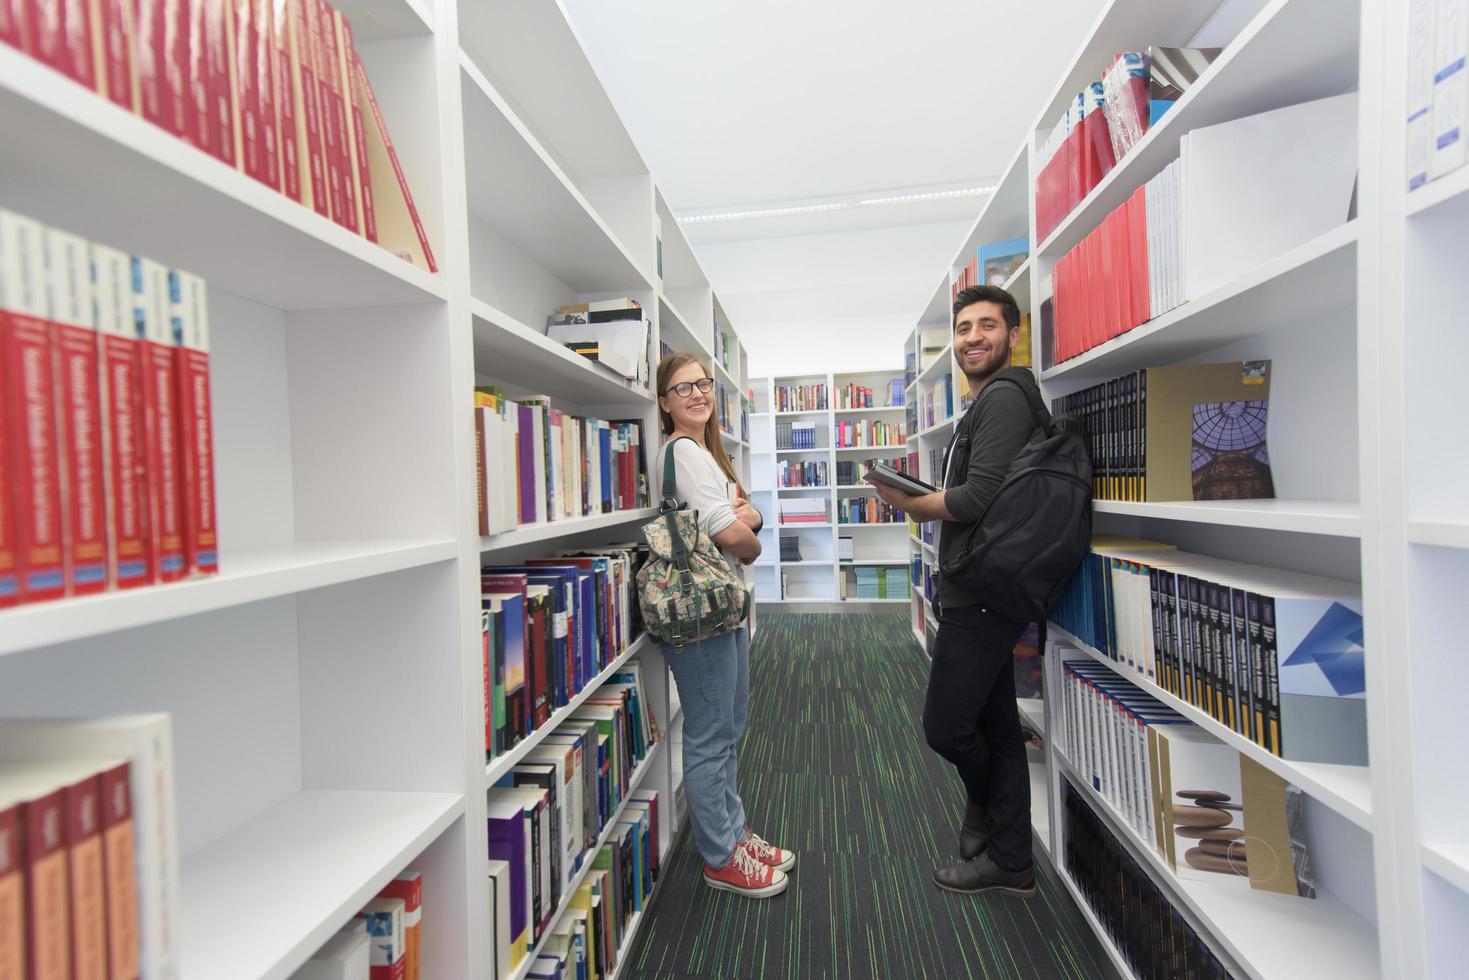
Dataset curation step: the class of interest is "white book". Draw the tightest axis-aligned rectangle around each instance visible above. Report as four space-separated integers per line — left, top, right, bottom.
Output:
289 923 369 980
1182 94 1358 301
523 743 581 885
1410 0 1439 189
1431 0 1469 179
0 714 180 980
488 860 512 980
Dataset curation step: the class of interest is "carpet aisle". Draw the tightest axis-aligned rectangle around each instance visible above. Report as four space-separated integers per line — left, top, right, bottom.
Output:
623 611 1115 980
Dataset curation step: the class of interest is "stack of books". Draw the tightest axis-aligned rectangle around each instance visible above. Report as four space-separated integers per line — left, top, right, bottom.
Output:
775 420 818 450
2 208 219 608
841 565 908 600
482 545 646 760
0 714 180 979
1408 0 1469 189
1053 535 1366 765
474 392 648 535
546 299 650 386
488 696 660 978
0 0 436 270
778 499 827 525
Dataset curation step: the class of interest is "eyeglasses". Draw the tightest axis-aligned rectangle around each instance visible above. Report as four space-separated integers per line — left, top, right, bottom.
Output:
666 378 714 398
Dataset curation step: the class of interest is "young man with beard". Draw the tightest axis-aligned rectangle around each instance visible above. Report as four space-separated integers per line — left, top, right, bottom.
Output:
870 283 1040 896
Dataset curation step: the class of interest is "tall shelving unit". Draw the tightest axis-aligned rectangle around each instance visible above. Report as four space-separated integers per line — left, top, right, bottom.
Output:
0 1 748 977
748 370 911 605
899 0 1455 976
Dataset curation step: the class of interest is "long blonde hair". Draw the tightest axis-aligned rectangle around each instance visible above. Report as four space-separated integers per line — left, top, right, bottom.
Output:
656 352 742 491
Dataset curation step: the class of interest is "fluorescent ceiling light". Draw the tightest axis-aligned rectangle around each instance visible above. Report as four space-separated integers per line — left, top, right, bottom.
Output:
678 185 996 224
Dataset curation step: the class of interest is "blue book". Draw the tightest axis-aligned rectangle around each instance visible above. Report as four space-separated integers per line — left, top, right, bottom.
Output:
598 427 613 512
976 234 1029 288
488 566 579 707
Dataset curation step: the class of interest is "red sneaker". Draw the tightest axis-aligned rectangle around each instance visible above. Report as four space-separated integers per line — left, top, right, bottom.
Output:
742 828 796 872
704 843 789 898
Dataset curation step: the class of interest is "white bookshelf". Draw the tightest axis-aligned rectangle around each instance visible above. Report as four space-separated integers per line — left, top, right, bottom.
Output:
0 1 750 976
896 0 1446 975
749 370 913 605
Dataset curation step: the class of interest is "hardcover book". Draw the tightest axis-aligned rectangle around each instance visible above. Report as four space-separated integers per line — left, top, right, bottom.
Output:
132 257 186 581
170 270 219 576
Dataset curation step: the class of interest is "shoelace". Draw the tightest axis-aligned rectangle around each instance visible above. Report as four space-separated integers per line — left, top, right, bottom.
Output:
730 844 768 882
745 832 778 862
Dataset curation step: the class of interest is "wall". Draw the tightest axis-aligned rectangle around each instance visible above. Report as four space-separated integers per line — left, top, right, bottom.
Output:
694 219 969 378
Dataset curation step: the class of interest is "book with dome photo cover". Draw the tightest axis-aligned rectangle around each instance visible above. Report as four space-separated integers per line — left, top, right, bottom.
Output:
1050 360 1275 502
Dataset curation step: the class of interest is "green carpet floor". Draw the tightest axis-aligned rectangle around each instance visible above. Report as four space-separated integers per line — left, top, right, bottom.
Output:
623 611 1114 980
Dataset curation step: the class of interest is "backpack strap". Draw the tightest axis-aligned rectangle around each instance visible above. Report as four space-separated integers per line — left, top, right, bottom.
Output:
660 437 697 573
980 371 1054 437
661 436 694 510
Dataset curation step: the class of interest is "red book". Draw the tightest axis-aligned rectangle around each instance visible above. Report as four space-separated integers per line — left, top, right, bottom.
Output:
132 257 185 582
95 0 135 110
528 589 551 727
162 0 191 138
285 0 327 214
170 271 218 576
98 763 140 980
1130 185 1150 327
60 770 106 980
131 0 167 128
15 776 71 979
236 0 279 186
377 873 422 980
34 0 96 87
197 0 235 165
0 799 20 980
1 210 65 604
45 228 108 595
313 0 353 231
94 244 153 589
270 0 299 200
0 0 27 52
339 17 374 241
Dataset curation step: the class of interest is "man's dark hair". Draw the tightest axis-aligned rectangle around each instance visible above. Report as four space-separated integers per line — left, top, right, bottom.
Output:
953 284 1020 331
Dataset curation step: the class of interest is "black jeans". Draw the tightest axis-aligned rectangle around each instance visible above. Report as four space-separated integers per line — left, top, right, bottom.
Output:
923 600 1032 871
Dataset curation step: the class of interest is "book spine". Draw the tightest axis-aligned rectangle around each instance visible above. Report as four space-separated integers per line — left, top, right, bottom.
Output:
95 0 136 110
133 258 185 582
1260 594 1282 755
0 802 20 980
1431 0 1469 179
204 0 237 166
47 229 108 595
1231 589 1253 743
65 774 107 980
234 0 264 179
171 271 218 576
304 0 343 223
36 0 97 86
2 211 66 603
1247 593 1268 749
286 0 326 214
315 0 354 231
354 55 437 271
255 0 280 188
270 0 298 200
341 18 376 242
99 763 140 980
22 785 72 978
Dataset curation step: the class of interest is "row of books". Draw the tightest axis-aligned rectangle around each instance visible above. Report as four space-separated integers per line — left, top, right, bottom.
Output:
2 209 218 608
950 235 1027 306
714 380 745 445
835 458 906 486
904 350 917 390
546 299 651 388
1058 656 1316 899
1035 47 1220 241
840 565 906 600
512 797 659 980
919 376 953 431
1 0 435 270
713 320 731 372
1050 160 1179 364
487 697 659 978
776 460 827 488
1050 360 1275 503
773 384 826 413
774 420 819 451
1063 782 1235 980
1051 536 1366 766
481 544 646 759
836 498 899 526
0 713 179 978
778 537 803 563
473 390 648 536
1408 0 1469 189
777 499 827 525
833 420 903 449
294 872 424 980
832 382 901 410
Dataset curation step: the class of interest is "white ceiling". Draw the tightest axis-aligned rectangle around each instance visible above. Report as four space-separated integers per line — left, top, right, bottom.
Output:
563 0 1107 238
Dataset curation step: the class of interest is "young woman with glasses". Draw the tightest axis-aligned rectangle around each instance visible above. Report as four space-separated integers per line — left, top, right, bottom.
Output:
653 352 794 897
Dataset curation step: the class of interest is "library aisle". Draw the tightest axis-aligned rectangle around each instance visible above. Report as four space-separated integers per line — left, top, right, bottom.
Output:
622 612 1113 980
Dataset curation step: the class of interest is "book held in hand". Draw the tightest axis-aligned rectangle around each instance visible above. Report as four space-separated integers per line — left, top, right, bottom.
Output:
862 462 937 497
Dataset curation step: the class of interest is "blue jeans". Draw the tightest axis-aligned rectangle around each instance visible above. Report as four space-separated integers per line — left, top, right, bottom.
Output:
663 625 750 867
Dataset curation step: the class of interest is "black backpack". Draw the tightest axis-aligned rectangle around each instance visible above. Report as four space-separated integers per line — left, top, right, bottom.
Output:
939 370 1093 624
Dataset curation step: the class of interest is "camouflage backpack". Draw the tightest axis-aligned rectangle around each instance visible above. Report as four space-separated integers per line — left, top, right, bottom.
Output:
637 438 751 648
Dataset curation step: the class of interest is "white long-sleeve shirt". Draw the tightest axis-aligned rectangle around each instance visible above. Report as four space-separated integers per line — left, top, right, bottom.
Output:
655 436 738 572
